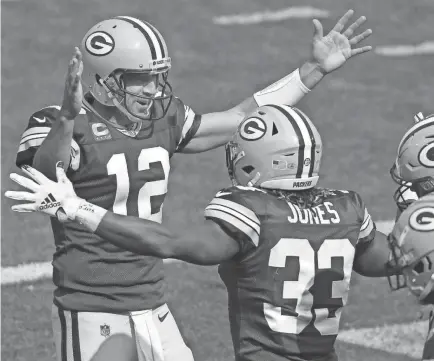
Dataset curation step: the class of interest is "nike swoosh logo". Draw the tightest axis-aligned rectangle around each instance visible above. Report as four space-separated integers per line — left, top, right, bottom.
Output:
215 191 232 197
158 311 169 322
33 116 46 123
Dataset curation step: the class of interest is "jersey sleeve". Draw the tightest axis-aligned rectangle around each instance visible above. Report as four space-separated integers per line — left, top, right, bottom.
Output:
173 98 202 152
204 188 261 252
350 191 376 245
16 105 81 170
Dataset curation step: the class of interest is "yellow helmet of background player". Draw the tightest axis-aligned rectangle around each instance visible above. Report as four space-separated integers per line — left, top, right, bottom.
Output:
386 194 434 303
391 114 434 210
226 104 322 191
80 16 173 122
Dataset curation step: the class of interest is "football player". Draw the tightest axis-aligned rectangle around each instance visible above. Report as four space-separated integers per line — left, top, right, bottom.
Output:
7 104 395 361
388 114 434 361
390 111 429 215
13 11 372 361
387 196 434 361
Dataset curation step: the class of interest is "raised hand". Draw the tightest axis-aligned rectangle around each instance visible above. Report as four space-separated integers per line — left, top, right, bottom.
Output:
60 47 84 120
311 9 373 74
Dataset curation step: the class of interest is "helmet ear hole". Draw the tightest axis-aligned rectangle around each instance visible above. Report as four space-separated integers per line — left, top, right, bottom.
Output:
414 261 425 274
414 256 433 274
242 165 255 175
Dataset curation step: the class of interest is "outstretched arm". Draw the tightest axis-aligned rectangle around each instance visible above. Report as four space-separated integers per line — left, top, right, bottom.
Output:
181 9 373 153
5 164 239 266
91 212 239 265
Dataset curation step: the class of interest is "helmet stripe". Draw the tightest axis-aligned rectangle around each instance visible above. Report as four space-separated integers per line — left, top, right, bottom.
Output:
115 16 162 59
126 17 165 58
292 107 317 178
266 105 305 178
398 118 434 154
145 22 167 58
286 107 313 179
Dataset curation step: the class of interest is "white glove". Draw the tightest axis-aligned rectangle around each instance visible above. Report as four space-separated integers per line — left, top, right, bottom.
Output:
5 162 83 222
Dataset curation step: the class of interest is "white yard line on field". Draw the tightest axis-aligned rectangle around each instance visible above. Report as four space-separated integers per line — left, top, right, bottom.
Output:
1 220 395 286
1 259 177 286
213 6 330 26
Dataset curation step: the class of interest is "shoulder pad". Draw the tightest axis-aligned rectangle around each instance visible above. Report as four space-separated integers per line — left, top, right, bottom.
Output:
205 186 262 247
16 105 85 168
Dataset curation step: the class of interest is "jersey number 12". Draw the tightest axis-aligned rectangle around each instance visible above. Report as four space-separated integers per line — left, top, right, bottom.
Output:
107 147 170 222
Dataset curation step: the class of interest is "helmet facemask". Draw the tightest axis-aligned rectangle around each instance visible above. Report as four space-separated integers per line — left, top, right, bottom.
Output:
391 163 434 210
386 231 434 303
225 141 260 187
97 68 173 126
390 164 417 211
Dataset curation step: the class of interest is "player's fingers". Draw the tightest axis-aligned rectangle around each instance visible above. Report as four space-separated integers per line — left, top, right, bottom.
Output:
342 16 366 38
55 161 69 184
77 60 84 78
4 190 37 202
350 46 373 57
332 9 354 33
73 69 82 87
349 29 372 45
11 203 37 213
9 172 40 192
75 47 82 61
67 49 78 75
312 19 323 40
20 164 49 185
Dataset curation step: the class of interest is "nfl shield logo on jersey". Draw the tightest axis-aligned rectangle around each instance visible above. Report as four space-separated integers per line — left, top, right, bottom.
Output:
100 324 110 337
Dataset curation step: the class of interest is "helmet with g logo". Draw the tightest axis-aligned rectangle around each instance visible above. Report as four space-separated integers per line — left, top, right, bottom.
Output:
81 16 173 122
226 104 322 190
387 194 434 303
391 115 434 210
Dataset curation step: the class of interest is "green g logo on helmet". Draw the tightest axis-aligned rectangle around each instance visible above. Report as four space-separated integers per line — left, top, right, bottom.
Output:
409 207 434 232
239 117 267 141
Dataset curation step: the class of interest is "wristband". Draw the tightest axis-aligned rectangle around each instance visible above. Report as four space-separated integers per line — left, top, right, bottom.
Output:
253 68 310 107
75 201 108 233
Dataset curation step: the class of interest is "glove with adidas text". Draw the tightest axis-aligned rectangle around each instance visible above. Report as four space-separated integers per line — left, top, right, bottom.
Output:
5 162 83 222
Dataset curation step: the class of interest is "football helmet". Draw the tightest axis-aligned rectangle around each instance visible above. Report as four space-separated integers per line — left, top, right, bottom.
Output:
391 114 434 211
226 104 322 191
81 16 173 122
387 194 434 304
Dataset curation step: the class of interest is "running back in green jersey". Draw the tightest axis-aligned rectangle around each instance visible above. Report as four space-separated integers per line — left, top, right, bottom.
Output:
204 186 375 361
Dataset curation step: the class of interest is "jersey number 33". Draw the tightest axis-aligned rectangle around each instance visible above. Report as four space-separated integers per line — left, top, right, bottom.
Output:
265 237 354 336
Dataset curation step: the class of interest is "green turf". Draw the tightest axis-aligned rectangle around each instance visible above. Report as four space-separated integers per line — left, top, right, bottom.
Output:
2 0 434 359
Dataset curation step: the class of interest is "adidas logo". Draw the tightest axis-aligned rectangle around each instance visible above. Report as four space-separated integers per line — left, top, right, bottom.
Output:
39 193 61 210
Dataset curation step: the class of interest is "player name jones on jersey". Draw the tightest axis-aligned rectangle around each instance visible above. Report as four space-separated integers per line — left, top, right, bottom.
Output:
286 201 340 225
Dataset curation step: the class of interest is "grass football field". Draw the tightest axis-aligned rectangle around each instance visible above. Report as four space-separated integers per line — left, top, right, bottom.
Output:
2 0 434 359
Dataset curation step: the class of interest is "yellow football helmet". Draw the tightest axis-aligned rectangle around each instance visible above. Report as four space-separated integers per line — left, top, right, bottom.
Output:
387 194 434 303
80 16 173 121
226 104 322 190
391 114 434 211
